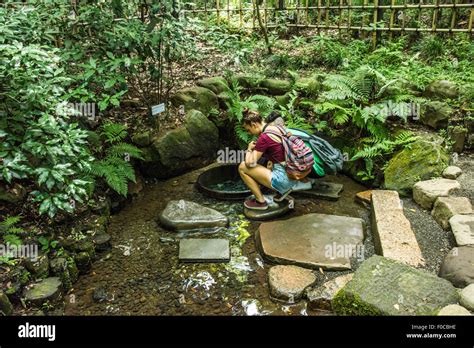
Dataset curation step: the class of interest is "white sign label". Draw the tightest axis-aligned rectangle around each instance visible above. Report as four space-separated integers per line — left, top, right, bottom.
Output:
151 103 165 116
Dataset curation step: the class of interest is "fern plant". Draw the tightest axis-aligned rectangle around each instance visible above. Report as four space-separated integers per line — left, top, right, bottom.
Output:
223 76 276 147
278 90 312 131
0 215 24 247
89 123 143 196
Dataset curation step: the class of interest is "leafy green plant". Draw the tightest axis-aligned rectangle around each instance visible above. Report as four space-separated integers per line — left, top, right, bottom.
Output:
278 91 312 131
89 123 143 196
0 215 24 247
38 237 60 254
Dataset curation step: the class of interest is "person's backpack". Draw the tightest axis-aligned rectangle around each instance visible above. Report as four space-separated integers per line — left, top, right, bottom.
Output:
264 125 314 180
290 128 344 175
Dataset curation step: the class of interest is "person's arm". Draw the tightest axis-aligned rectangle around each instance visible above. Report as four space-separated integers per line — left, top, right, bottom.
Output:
245 141 263 168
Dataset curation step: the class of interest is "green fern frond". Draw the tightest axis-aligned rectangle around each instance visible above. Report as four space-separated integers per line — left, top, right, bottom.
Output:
106 143 144 160
100 123 128 144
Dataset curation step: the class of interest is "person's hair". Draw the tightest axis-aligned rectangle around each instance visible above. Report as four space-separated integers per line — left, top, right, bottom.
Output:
266 111 281 124
242 109 262 125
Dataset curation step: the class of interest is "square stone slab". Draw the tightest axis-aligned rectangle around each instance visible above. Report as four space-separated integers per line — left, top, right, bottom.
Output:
179 239 230 263
293 181 343 201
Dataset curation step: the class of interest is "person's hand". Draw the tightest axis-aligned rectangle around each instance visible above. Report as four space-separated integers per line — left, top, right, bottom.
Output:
247 141 256 151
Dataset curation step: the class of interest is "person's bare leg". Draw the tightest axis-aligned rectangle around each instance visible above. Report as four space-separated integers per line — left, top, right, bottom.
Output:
239 162 272 203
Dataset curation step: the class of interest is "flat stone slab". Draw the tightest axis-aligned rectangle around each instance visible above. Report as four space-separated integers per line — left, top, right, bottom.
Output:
413 178 460 210
442 166 462 179
293 181 343 201
268 265 317 303
306 274 353 311
432 197 472 230
450 214 474 246
256 213 365 271
439 246 474 288
244 195 291 221
438 304 471 316
24 277 62 305
160 200 228 231
179 239 230 262
333 255 459 315
371 190 424 267
355 190 373 207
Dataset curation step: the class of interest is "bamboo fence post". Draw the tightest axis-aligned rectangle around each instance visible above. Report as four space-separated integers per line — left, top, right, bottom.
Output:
239 0 243 28
325 0 330 30
361 0 369 38
469 7 474 34
347 0 352 35
338 0 343 39
317 0 322 33
227 0 230 26
205 0 208 27
417 0 423 31
372 0 379 48
389 0 395 39
253 0 256 30
450 0 457 33
306 0 309 27
432 0 439 32
401 0 406 34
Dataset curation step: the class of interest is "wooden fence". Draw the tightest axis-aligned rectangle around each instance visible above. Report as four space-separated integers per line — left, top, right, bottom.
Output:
180 0 474 46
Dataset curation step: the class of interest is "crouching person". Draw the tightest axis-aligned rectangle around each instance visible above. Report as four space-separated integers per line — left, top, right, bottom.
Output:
239 109 313 211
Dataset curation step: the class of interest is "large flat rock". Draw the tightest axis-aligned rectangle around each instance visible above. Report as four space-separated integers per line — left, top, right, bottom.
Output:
432 197 472 230
439 246 474 287
371 190 424 267
333 255 459 315
24 277 63 305
268 265 317 303
293 181 343 201
449 214 474 246
179 239 230 262
160 200 228 231
413 178 460 210
256 213 365 271
244 195 291 221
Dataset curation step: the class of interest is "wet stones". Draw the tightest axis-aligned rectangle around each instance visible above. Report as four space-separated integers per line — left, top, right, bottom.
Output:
268 265 316 302
24 277 63 306
0 290 13 315
437 304 471 316
293 181 343 201
160 200 228 231
442 166 462 180
431 197 472 230
93 232 112 252
413 178 460 210
244 195 291 221
24 254 49 279
439 247 474 287
74 252 92 275
333 255 459 315
306 274 353 311
179 239 230 262
371 190 424 267
256 213 365 270
424 80 459 100
355 190 373 208
459 284 474 311
92 286 109 303
449 214 474 246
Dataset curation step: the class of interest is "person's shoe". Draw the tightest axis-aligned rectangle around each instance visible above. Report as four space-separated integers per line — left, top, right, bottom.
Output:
273 189 293 202
244 198 268 210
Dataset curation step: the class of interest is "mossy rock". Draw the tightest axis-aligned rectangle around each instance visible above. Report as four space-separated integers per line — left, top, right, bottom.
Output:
275 93 291 107
132 131 151 147
420 101 452 129
383 136 449 196
24 277 63 306
0 290 13 315
294 77 321 96
196 76 230 95
170 86 218 115
49 257 75 292
424 80 459 100
24 254 49 279
332 255 459 315
0 183 27 204
140 110 219 178
260 79 292 95
233 73 265 90
74 252 92 275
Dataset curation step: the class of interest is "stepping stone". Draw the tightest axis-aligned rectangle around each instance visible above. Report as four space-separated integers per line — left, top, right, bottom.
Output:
268 265 317 303
459 284 474 311
244 195 291 221
371 190 424 267
160 200 228 231
0 290 13 316
432 197 472 230
256 213 365 271
179 239 230 262
332 255 459 315
437 304 471 316
413 178 460 210
93 232 112 251
442 166 462 179
24 277 63 305
306 274 353 311
293 181 343 201
439 246 474 287
450 214 474 246
355 190 373 207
